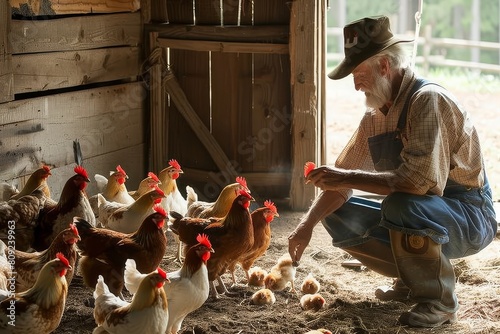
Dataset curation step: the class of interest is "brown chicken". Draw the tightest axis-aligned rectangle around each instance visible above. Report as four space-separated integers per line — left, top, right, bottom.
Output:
177 176 250 263
14 222 80 292
34 165 96 251
170 189 254 298
0 165 52 202
99 185 165 233
186 176 250 218
227 200 279 285
0 189 47 251
11 165 53 201
0 253 72 333
129 172 161 200
75 205 168 298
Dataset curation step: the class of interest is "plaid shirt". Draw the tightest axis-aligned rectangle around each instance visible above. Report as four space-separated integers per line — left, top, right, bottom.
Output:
335 67 484 196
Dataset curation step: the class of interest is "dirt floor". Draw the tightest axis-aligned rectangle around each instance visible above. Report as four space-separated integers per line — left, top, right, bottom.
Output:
53 74 500 334
56 208 499 334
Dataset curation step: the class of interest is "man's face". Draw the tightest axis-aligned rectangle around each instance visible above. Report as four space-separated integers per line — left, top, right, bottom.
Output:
352 60 392 110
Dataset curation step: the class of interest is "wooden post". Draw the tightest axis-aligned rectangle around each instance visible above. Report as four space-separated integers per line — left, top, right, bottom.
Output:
288 0 321 210
0 0 13 103
148 32 166 173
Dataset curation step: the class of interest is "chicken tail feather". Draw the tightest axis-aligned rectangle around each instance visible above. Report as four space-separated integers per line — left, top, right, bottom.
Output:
124 259 145 295
93 275 109 299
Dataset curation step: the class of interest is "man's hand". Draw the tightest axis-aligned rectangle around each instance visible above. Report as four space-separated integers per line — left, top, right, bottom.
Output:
306 166 347 191
288 222 314 266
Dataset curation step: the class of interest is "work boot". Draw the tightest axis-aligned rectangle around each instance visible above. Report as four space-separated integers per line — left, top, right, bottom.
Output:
375 278 411 301
390 230 458 328
398 302 457 327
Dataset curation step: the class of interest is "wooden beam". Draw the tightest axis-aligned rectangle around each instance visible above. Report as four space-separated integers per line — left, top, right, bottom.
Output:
288 0 319 210
182 167 291 187
145 24 289 44
11 13 141 54
10 0 140 16
13 47 141 94
157 38 289 54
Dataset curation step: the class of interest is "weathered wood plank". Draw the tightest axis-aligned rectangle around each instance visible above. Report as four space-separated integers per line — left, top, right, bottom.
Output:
289 0 319 210
13 47 141 94
157 38 289 54
10 0 140 16
11 13 141 54
163 68 238 180
167 48 215 171
251 53 291 172
164 0 193 24
0 0 13 103
2 144 146 200
211 52 253 171
0 83 146 185
145 24 289 44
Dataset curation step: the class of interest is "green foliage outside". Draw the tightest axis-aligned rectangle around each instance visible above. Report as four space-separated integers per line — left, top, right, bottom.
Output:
326 0 500 73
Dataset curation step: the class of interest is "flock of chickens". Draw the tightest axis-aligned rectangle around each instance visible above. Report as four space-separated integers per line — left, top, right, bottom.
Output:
0 160 328 334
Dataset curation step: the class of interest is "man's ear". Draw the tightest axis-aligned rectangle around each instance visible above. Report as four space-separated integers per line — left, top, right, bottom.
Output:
379 57 390 76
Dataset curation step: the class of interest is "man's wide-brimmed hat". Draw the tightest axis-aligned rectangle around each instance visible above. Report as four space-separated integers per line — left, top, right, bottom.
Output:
328 15 413 80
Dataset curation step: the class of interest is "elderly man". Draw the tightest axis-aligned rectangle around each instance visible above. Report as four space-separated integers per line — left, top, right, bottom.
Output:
288 16 497 328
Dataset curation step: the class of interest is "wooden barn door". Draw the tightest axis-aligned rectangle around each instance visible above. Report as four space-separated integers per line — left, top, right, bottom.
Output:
146 0 324 208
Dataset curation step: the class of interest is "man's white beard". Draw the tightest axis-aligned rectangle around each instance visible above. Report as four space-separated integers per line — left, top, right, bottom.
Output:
364 72 392 109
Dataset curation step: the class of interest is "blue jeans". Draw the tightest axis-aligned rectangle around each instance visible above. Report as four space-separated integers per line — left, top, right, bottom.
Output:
322 178 497 259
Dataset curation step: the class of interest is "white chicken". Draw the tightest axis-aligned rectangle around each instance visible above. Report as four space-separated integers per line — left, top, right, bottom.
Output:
124 233 214 334
92 269 169 334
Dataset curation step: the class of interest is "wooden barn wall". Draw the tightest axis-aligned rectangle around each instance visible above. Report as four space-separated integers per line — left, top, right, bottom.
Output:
155 0 292 201
0 3 146 198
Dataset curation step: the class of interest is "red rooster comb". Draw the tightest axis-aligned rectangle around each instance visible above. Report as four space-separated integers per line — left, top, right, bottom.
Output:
74 165 88 179
56 252 70 267
196 233 212 249
236 176 248 189
69 223 79 237
153 185 165 197
148 172 160 183
153 205 167 217
304 161 316 178
116 165 127 176
42 165 51 174
157 267 167 280
169 159 181 170
264 200 278 214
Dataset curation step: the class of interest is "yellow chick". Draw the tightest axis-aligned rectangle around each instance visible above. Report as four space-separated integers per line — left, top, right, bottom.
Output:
250 288 276 305
264 253 296 292
301 272 321 294
248 266 268 287
300 293 326 311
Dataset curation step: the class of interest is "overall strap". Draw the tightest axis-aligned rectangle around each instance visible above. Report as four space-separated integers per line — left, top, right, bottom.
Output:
396 78 433 130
